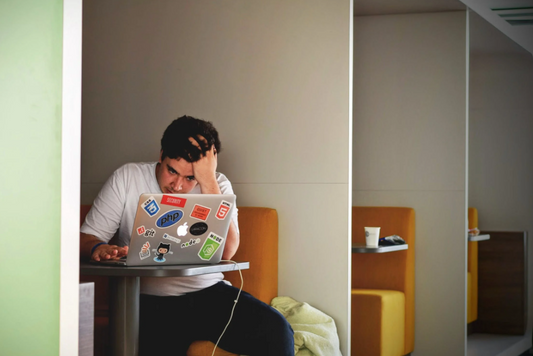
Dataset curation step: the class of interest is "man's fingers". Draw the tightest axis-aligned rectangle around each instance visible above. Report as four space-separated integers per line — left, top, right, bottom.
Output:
195 134 208 145
188 136 200 148
92 245 127 261
189 135 210 153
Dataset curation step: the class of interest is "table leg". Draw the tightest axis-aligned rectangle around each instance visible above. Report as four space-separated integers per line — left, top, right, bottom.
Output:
110 276 140 356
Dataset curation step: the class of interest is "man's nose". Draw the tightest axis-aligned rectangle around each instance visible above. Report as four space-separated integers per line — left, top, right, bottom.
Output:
172 177 184 191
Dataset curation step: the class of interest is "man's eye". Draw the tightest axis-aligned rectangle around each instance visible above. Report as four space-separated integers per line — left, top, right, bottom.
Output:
186 176 195 181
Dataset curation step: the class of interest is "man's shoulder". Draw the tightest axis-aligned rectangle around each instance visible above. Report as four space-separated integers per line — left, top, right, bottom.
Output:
215 171 230 183
114 162 157 175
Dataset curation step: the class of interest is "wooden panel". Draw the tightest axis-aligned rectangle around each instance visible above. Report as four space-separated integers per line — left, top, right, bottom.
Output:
475 231 528 335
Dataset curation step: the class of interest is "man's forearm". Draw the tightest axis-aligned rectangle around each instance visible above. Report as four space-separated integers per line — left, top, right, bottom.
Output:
222 221 239 260
198 176 222 195
80 233 105 260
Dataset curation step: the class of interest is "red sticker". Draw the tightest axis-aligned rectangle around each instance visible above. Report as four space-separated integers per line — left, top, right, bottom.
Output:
190 204 211 221
161 195 187 208
216 201 232 220
137 226 146 235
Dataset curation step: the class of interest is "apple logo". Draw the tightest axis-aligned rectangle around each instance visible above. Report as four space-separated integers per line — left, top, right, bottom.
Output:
177 222 189 237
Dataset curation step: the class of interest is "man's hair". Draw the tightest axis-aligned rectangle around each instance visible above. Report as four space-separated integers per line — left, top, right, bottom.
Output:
160 115 221 162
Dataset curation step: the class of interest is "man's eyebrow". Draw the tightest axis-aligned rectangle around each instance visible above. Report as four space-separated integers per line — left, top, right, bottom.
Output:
166 164 194 179
166 164 177 173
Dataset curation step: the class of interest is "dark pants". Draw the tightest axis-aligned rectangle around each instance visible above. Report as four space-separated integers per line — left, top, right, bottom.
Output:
139 282 294 356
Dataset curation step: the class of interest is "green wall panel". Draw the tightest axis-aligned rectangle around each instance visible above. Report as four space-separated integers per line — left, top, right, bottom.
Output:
0 0 63 355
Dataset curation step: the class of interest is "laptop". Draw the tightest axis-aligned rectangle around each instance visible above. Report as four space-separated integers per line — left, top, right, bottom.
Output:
98 193 236 266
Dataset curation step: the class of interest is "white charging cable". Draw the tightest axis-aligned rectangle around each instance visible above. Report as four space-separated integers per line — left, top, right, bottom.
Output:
211 260 244 356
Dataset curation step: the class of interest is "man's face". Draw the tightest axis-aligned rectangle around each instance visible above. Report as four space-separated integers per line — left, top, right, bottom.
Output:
156 155 198 194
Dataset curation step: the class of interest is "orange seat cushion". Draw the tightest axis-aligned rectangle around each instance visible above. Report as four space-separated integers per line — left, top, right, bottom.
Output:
351 289 405 356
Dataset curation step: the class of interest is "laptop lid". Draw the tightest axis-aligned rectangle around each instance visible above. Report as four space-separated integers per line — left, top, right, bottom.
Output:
107 193 235 266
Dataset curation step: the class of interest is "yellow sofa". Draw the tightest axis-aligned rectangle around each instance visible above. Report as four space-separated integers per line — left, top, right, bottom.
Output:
351 207 415 356
467 207 478 324
80 206 279 356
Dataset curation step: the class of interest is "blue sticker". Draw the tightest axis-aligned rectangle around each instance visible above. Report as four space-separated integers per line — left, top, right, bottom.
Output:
142 196 160 217
156 210 184 228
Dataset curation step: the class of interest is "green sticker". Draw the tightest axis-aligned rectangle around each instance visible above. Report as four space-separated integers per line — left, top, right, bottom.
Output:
198 233 223 260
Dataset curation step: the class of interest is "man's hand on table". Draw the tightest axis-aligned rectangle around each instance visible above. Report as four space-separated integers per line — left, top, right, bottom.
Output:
92 244 129 261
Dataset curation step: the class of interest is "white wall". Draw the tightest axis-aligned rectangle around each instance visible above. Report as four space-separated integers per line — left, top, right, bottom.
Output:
469 50 533 345
353 12 468 356
82 1 352 354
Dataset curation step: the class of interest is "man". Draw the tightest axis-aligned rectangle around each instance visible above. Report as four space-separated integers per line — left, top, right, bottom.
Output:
80 116 294 355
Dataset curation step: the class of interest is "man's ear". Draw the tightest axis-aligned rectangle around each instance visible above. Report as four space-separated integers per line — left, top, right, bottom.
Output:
159 150 163 163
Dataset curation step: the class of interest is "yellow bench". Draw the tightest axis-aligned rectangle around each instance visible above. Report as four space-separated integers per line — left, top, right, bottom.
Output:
351 207 415 356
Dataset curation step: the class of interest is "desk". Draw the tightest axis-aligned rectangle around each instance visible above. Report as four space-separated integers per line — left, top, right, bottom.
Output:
80 261 249 356
352 243 408 253
468 234 490 242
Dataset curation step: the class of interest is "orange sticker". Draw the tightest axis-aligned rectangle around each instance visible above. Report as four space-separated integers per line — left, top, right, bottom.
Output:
190 204 211 221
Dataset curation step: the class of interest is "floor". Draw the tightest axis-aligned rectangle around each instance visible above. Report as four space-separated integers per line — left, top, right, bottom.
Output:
468 333 532 356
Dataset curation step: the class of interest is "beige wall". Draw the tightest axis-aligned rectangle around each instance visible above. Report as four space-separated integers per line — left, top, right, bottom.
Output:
353 11 468 356
82 1 352 353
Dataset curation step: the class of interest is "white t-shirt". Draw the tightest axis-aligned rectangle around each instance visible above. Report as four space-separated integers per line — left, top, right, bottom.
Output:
81 162 239 296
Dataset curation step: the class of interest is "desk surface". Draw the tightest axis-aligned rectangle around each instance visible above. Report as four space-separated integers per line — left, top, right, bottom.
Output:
352 243 408 253
80 261 249 277
468 234 490 242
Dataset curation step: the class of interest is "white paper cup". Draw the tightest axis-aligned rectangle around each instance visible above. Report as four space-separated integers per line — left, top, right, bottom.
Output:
364 227 381 247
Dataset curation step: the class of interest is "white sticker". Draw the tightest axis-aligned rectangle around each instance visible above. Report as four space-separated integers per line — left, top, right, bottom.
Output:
162 233 181 244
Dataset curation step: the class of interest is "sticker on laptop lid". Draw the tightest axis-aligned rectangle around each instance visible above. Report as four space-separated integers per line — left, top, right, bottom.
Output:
190 222 208 236
137 226 146 235
137 226 155 237
156 210 184 228
161 195 187 208
139 241 151 260
142 196 160 217
181 238 201 248
153 242 173 263
215 200 232 220
162 233 181 244
176 222 189 237
198 232 224 261
190 204 211 221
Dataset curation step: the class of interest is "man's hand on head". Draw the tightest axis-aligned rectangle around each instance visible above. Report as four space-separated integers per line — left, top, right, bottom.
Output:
92 244 129 262
188 135 220 194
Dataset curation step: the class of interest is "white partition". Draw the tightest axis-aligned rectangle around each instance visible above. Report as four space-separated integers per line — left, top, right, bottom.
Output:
353 12 468 356
81 1 352 354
